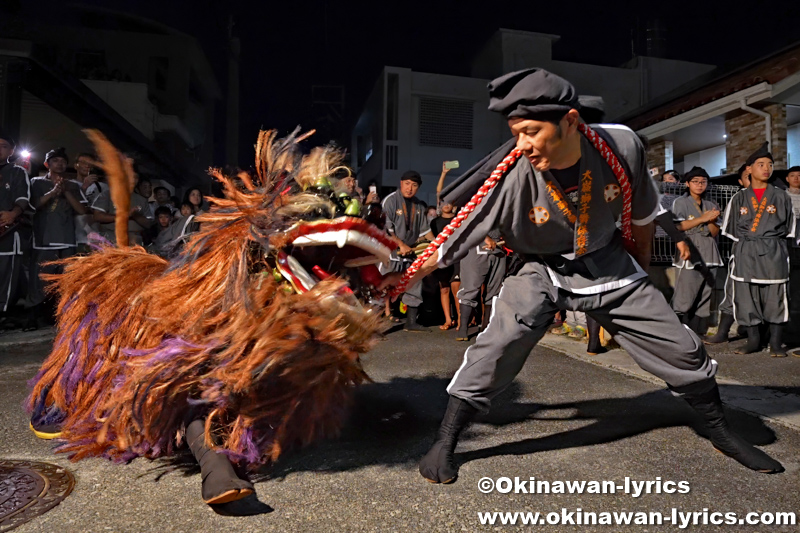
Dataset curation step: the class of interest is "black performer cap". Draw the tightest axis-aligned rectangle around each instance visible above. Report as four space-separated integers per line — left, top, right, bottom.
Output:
745 142 773 167
683 166 710 182
488 68 580 119
45 147 68 163
787 166 800 173
577 95 605 123
400 170 422 184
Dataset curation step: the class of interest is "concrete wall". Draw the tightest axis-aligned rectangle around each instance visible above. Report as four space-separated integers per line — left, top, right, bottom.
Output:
789 123 800 167
19 90 96 170
682 144 726 176
82 80 156 140
725 104 787 172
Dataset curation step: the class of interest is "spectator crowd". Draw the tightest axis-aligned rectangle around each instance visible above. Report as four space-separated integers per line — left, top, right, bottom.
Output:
2 128 799 358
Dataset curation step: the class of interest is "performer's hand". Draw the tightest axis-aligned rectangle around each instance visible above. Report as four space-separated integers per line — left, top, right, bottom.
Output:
484 236 497 251
677 240 691 262
0 210 16 226
377 272 404 292
397 242 412 256
703 209 720 223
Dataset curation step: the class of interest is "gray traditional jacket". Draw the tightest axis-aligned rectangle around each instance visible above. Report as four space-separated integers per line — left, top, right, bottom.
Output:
721 184 796 284
438 125 661 294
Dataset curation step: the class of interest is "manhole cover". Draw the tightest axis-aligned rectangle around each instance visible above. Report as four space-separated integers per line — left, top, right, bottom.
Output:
0 460 75 532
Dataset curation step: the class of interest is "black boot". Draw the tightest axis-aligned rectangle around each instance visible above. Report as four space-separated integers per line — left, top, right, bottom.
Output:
186 419 254 505
768 323 787 357
419 396 478 483
29 387 65 440
404 305 429 332
735 326 762 354
681 383 783 473
704 313 735 344
22 305 39 332
456 304 472 340
479 302 492 333
692 316 708 337
586 316 606 355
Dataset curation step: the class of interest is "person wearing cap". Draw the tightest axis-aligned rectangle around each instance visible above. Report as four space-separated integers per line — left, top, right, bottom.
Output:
670 166 722 335
380 170 430 331
381 68 784 480
25 148 89 330
705 164 751 344
720 143 795 357
0 131 31 325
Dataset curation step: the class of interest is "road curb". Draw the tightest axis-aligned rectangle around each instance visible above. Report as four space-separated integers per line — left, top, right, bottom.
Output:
539 334 800 432
0 328 57 349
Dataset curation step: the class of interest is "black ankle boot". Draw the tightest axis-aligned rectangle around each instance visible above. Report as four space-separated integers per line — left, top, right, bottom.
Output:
681 383 783 473
419 396 478 483
735 326 762 354
586 317 605 355
456 304 472 340
704 313 735 344
29 387 65 440
479 303 492 333
404 305 429 332
186 419 254 505
769 323 787 357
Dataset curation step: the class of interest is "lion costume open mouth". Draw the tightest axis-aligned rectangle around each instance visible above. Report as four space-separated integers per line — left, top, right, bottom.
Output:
278 216 395 294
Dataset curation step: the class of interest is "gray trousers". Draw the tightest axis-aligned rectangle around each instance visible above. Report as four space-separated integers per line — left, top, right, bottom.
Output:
671 268 717 318
381 259 423 307
718 268 734 316
0 253 22 312
447 261 716 412
27 247 75 307
457 250 506 308
732 281 788 327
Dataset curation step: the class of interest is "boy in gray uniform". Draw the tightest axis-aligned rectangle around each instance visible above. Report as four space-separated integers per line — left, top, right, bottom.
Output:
705 165 750 344
26 148 88 330
381 170 429 331
670 167 722 335
381 68 783 479
721 143 796 356
455 230 506 340
91 174 153 246
0 132 30 319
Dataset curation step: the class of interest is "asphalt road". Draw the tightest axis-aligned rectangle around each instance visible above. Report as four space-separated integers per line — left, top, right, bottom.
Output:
2 329 799 532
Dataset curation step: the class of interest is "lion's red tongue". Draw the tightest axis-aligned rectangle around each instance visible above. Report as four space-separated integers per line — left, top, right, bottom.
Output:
359 264 384 287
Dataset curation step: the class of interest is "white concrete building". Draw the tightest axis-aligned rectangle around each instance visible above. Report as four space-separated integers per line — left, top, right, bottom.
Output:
352 29 716 205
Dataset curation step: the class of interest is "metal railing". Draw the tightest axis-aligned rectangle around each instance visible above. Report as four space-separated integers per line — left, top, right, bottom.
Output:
651 182 740 266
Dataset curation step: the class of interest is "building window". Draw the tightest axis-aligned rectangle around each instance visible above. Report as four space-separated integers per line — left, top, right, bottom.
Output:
386 73 399 141
418 97 473 150
386 145 398 170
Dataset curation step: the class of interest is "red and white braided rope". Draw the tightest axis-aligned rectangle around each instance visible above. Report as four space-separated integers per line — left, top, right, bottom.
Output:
390 148 523 296
390 125 634 296
578 123 634 247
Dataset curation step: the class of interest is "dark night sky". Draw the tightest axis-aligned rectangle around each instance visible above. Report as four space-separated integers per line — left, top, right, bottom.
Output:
14 0 800 162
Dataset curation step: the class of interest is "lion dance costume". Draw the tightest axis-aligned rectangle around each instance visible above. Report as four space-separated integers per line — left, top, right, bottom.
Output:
27 129 395 504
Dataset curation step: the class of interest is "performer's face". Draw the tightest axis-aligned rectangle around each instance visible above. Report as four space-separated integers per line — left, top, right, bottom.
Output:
45 156 68 175
787 171 800 189
687 176 708 196
0 139 13 162
400 179 419 199
747 158 773 183
508 111 579 172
